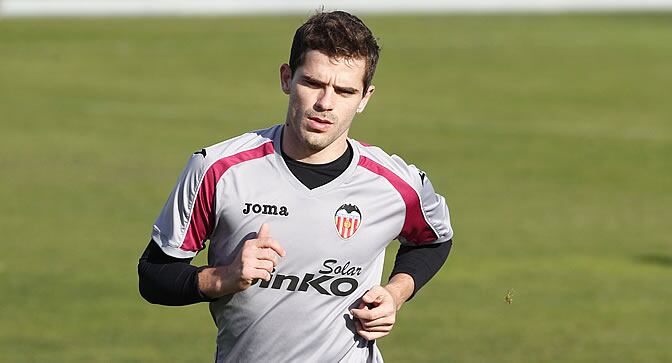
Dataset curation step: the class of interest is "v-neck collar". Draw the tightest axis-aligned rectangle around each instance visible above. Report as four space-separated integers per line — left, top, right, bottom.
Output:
271 124 361 197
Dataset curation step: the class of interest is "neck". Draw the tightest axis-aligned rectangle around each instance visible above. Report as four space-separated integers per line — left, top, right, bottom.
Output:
281 127 349 164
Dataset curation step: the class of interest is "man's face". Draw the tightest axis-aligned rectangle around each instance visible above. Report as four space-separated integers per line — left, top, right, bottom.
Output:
280 50 374 161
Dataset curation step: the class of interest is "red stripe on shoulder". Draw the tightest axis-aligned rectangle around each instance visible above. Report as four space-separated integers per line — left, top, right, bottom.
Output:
358 155 438 245
181 142 275 252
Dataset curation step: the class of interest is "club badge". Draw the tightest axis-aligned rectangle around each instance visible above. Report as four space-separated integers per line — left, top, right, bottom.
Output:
334 204 362 240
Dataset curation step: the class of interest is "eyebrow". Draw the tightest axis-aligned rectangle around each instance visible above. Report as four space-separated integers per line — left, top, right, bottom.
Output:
302 75 359 94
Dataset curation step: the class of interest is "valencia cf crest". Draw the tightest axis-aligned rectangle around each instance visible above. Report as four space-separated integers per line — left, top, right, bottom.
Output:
334 204 362 240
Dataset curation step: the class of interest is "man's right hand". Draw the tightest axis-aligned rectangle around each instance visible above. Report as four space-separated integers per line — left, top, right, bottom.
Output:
198 223 286 298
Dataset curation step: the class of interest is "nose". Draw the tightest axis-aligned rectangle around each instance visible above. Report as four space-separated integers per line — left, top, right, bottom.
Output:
314 87 335 112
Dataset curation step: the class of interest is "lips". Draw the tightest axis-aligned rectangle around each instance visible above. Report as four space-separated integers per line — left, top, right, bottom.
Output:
306 116 333 132
308 116 332 124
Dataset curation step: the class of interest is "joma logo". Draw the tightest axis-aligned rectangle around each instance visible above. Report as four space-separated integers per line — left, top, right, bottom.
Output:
242 202 289 216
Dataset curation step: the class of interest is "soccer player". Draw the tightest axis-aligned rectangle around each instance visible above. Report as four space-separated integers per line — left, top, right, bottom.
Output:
138 10 454 362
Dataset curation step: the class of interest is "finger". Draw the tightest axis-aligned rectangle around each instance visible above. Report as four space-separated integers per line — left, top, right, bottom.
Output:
355 321 389 341
354 320 371 339
360 316 395 329
255 259 274 272
354 319 364 336
351 306 387 321
373 294 384 304
257 223 271 239
361 290 377 304
362 288 385 304
253 268 273 281
358 323 393 333
255 238 286 258
351 308 376 321
256 248 280 266
242 266 271 281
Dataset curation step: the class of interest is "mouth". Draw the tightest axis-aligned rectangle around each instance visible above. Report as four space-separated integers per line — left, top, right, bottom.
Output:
308 116 332 125
306 116 333 132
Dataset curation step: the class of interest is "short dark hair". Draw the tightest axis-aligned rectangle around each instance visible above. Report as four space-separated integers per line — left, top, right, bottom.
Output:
289 11 380 95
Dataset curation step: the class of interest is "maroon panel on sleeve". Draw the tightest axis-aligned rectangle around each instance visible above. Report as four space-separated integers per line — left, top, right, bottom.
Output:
181 142 275 252
357 155 438 245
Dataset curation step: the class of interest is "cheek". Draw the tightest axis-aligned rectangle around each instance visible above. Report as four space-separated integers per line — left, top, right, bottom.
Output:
289 89 310 111
341 100 361 119
287 94 303 117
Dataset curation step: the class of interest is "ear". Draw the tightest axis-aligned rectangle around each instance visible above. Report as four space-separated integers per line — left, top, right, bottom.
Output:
356 85 375 113
280 63 292 95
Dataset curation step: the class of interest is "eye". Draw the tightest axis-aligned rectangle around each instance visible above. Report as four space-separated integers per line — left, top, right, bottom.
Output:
301 77 322 89
336 88 357 96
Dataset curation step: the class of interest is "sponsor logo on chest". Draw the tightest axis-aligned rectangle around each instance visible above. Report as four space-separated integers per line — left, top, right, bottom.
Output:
242 202 289 216
253 259 363 297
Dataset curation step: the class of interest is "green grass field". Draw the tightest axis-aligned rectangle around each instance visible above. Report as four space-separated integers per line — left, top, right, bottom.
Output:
1 13 671 362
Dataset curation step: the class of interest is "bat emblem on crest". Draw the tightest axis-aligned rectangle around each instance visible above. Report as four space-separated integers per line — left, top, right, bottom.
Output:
334 204 362 240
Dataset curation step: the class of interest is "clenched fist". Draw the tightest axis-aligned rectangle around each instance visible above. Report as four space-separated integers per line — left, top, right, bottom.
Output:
350 274 414 341
350 286 398 341
198 224 286 298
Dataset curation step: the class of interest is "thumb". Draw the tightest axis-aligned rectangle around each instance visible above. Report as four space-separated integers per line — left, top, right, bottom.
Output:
362 288 383 304
257 223 271 238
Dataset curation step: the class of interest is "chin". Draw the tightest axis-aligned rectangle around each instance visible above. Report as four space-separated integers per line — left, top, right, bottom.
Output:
301 134 331 151
303 139 329 151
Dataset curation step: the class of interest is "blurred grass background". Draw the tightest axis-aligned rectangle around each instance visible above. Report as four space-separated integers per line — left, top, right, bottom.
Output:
1 14 671 362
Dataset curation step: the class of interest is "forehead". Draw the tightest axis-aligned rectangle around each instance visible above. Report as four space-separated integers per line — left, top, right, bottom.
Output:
297 50 366 87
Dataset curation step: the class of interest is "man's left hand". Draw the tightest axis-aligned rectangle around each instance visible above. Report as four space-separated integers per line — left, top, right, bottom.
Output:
351 274 414 341
350 285 399 341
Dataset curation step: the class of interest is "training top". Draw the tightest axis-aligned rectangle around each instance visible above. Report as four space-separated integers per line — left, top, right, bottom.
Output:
151 124 454 363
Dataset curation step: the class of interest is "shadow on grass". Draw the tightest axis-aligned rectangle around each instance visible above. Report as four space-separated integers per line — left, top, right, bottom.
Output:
636 254 672 267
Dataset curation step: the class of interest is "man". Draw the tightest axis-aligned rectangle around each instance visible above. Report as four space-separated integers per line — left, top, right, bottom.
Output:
138 11 453 362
